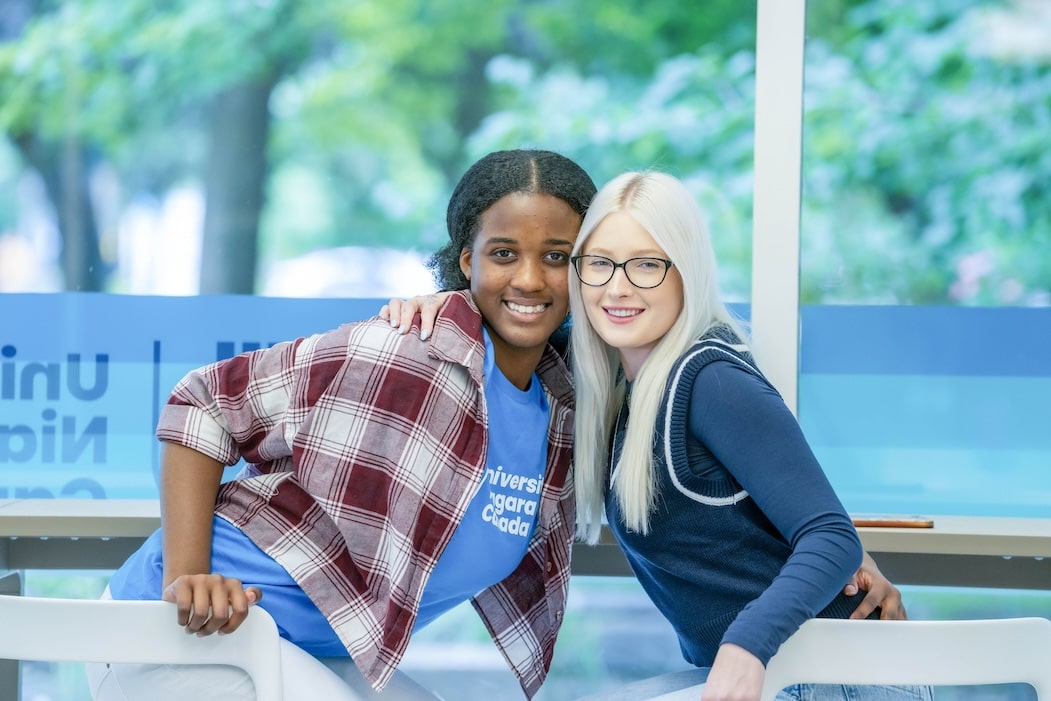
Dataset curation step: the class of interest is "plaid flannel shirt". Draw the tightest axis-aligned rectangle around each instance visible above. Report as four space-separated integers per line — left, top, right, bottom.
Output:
156 291 575 697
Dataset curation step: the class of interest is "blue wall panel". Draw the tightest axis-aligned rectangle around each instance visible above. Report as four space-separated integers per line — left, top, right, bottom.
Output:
798 305 1051 517
2 294 1049 516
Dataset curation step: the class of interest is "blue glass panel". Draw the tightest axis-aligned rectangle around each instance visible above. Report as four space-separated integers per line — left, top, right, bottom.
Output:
0 293 385 499
799 305 1051 517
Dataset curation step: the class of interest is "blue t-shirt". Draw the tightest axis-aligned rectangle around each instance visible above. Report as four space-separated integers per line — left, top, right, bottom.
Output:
109 329 550 655
414 328 548 628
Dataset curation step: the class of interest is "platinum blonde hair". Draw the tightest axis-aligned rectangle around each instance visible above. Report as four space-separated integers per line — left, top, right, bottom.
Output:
570 171 747 543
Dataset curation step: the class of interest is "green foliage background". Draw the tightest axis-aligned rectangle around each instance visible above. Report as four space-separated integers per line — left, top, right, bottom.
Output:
3 4 1050 698
0 0 1047 303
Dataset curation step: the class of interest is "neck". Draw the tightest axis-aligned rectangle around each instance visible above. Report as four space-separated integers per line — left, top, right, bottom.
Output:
492 346 543 391
620 351 646 381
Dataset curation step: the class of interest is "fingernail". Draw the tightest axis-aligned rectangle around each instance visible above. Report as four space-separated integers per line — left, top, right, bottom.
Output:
420 331 430 341
390 318 398 327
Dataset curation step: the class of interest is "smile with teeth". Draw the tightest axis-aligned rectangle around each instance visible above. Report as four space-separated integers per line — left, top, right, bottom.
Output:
506 301 549 314
605 308 641 318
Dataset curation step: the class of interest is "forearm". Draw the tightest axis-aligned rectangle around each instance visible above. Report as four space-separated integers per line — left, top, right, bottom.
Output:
694 364 864 656
160 441 225 588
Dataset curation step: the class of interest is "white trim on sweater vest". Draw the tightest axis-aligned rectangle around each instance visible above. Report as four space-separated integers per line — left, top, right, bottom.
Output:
662 339 752 506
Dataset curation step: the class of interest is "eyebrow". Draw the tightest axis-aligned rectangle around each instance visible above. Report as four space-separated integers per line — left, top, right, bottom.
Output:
483 236 575 247
583 247 667 257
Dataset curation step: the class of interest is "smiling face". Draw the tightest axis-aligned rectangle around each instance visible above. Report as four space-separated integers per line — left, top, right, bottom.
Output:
459 192 581 389
578 211 684 380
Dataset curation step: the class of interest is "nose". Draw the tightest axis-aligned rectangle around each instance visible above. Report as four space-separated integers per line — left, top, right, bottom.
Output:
605 265 633 295
511 257 545 292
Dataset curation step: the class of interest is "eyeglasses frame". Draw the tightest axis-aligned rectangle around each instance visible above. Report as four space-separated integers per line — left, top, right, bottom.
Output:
570 254 675 289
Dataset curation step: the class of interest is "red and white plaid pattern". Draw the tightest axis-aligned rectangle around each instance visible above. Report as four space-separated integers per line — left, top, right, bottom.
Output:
157 292 575 697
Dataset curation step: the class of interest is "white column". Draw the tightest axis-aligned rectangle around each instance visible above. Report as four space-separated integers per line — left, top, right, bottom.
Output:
751 0 807 415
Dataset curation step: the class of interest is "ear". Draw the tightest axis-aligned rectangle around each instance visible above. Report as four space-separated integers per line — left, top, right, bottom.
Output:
458 248 472 282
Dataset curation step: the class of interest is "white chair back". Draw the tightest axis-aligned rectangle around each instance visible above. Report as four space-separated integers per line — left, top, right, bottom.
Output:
643 617 1051 700
761 617 1051 698
0 594 283 701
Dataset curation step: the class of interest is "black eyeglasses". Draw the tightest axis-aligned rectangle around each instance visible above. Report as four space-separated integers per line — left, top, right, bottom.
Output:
571 255 675 289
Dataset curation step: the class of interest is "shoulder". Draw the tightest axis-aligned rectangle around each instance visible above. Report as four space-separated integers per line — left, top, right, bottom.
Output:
321 291 484 361
299 314 463 380
661 327 784 425
434 291 483 336
429 291 485 357
668 327 760 392
688 360 781 418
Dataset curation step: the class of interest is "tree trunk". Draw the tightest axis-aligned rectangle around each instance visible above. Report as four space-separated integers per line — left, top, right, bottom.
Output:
4 0 105 293
13 134 106 292
198 78 276 295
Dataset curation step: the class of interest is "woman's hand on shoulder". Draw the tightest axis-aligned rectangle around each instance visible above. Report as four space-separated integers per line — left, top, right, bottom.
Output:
701 643 764 701
378 292 451 340
161 573 262 636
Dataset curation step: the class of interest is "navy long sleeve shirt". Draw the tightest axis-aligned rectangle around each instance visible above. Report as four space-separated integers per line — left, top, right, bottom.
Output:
606 331 866 668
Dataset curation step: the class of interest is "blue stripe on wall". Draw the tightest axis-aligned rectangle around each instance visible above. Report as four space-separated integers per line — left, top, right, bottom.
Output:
801 305 1051 376
2 293 1049 509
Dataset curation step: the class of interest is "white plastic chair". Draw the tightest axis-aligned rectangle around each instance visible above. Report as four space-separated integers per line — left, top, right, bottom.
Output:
0 594 283 701
645 617 1051 700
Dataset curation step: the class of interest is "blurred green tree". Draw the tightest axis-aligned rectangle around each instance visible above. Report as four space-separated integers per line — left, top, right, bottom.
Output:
1 0 1047 305
0 0 757 293
801 0 1051 305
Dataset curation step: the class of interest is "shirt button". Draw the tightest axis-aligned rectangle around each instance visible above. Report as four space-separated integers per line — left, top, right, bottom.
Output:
546 561 553 573
555 610 563 621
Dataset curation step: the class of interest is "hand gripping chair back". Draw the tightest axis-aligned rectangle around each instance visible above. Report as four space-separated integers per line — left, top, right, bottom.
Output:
0 594 283 701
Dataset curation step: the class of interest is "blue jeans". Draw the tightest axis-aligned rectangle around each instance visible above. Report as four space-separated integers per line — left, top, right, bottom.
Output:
775 685 934 701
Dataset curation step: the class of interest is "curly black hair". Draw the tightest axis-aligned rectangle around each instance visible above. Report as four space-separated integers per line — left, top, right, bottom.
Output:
428 149 598 291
